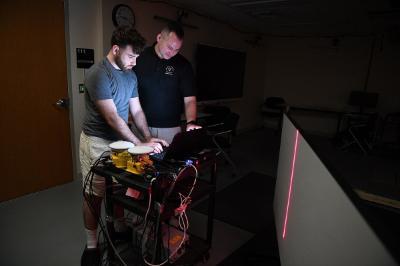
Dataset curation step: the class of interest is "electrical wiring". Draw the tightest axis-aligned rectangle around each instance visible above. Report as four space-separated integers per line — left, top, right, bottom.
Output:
144 178 157 223
82 151 128 266
142 164 199 266
167 221 171 261
85 152 200 265
135 218 151 265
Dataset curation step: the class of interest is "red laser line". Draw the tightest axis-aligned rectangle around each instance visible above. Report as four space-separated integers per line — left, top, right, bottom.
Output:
283 130 299 239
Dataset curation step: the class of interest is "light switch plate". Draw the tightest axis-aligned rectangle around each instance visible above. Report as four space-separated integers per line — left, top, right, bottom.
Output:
79 84 85 93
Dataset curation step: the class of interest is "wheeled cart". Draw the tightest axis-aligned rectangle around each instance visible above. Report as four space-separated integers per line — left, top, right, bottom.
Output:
91 152 217 265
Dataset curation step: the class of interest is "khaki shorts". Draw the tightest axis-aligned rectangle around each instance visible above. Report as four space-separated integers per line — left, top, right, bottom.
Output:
79 132 112 197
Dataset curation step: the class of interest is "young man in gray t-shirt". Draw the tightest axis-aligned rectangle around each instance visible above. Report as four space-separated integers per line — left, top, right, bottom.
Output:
80 26 168 265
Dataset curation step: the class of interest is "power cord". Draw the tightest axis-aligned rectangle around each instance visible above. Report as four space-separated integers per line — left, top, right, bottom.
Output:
142 163 198 266
82 151 128 266
85 153 199 265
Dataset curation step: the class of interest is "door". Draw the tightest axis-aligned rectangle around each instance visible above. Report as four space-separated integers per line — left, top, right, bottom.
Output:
0 0 73 201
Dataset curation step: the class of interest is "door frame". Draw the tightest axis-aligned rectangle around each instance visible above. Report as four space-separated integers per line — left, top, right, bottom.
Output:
63 0 79 180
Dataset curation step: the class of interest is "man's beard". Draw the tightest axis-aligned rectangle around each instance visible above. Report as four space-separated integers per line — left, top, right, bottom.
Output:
115 55 130 71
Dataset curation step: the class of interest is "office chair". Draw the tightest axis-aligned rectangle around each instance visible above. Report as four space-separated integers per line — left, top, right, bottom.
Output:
261 97 287 132
207 112 240 177
336 90 382 154
202 105 231 125
339 113 380 154
348 90 379 113
382 112 400 145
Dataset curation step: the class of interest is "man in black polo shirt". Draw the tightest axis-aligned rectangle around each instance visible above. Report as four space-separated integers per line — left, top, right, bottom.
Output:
134 22 201 144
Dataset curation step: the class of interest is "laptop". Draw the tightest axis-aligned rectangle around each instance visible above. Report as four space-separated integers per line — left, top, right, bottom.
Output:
150 128 208 161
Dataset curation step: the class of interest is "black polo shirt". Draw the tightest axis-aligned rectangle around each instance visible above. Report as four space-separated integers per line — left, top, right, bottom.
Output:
134 46 195 128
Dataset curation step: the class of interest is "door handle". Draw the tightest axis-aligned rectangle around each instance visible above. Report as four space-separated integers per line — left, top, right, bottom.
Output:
55 98 69 109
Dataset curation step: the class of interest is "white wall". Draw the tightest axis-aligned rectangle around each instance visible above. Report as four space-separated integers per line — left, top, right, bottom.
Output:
367 39 400 113
263 36 400 136
66 0 266 178
67 0 103 178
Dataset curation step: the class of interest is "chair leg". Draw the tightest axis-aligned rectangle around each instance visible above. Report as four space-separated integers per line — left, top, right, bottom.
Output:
349 129 368 155
212 137 239 177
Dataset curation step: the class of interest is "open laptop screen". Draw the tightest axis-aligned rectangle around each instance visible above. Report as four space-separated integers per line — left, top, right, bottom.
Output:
153 128 208 161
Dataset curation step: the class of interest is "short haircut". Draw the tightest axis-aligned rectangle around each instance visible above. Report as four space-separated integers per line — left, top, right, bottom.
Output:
111 26 146 54
162 21 184 40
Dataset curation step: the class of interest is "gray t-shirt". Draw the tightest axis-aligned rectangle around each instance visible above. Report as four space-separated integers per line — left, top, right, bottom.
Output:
82 58 138 141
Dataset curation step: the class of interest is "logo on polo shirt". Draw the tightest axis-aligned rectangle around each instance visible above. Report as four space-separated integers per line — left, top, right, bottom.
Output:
165 66 175 76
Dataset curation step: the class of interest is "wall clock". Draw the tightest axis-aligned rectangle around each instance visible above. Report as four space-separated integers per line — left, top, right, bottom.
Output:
112 4 135 27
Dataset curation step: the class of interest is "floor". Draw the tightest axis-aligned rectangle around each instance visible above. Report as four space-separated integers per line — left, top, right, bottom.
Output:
0 126 399 266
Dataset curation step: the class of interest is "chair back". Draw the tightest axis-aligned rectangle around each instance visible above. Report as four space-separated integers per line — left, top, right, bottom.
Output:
223 112 240 136
203 105 231 125
264 97 286 110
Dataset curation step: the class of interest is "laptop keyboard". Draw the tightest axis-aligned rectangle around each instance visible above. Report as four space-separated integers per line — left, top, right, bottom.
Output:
149 128 206 162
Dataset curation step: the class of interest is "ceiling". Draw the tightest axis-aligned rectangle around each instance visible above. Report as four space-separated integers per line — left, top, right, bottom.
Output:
165 0 400 37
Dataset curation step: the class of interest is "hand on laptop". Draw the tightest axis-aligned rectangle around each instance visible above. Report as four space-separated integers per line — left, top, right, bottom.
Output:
149 137 169 147
186 123 202 131
137 138 168 153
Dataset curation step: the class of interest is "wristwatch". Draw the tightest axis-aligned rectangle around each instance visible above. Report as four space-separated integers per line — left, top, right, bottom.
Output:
186 120 197 125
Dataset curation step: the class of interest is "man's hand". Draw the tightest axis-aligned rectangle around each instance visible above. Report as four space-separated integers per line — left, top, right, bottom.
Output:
186 123 202 131
149 137 169 147
137 141 162 153
137 138 168 153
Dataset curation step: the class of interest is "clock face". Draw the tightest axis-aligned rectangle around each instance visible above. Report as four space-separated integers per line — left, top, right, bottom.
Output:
112 4 135 27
